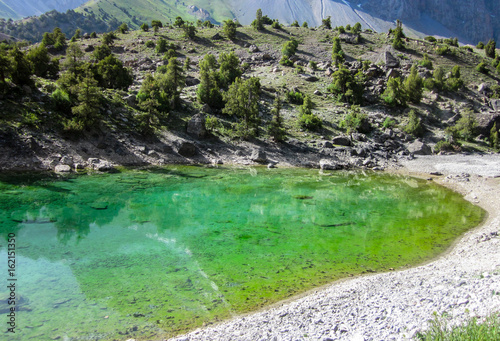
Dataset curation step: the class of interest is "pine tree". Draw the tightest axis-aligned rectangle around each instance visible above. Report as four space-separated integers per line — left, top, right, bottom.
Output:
223 77 261 137
71 70 102 128
9 47 33 86
490 122 499 150
332 37 345 65
223 20 237 40
164 57 185 109
382 77 407 106
252 9 264 30
197 55 223 109
268 95 285 142
404 65 423 104
485 39 496 58
218 52 242 88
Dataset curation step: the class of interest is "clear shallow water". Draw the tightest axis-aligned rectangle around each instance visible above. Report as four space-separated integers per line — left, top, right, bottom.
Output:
0 166 485 340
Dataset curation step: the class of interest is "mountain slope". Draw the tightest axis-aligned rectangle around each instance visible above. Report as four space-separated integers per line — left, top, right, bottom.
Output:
0 0 87 19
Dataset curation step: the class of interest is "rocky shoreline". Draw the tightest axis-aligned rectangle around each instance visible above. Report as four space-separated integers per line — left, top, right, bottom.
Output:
166 154 500 341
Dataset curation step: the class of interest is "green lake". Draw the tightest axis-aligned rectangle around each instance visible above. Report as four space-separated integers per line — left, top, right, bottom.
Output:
0 166 485 340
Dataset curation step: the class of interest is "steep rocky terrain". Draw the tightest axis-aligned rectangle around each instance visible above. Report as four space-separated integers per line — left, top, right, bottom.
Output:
0 22 499 173
0 0 498 44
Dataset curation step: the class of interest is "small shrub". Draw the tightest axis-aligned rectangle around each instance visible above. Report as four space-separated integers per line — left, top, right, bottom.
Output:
382 117 396 129
291 20 299 27
436 45 451 56
424 36 437 43
446 109 478 141
476 62 489 74
434 140 455 153
279 56 294 67
285 91 304 104
141 23 149 32
145 40 155 48
477 41 485 49
419 53 433 69
51 88 72 111
340 105 370 135
403 110 424 137
271 21 281 29
309 61 318 70
299 114 322 130
302 22 308 28
205 115 219 132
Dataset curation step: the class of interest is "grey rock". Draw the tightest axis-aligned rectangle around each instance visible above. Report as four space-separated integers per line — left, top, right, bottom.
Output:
407 140 432 155
301 74 319 82
383 51 400 68
177 142 197 157
60 156 73 166
386 69 400 79
185 76 200 87
491 99 500 111
250 149 267 163
248 44 260 53
201 104 213 114
187 114 207 139
55 164 71 173
332 136 352 147
211 33 223 40
320 159 339 170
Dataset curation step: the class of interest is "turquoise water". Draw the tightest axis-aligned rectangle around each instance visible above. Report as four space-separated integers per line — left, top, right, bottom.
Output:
0 166 485 340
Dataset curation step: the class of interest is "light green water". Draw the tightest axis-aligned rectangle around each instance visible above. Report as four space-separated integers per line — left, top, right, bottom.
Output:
0 166 485 340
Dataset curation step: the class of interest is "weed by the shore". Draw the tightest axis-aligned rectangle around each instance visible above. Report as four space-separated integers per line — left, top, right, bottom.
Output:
414 312 500 341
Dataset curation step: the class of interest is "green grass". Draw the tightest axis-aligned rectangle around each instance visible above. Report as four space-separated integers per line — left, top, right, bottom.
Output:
415 313 500 341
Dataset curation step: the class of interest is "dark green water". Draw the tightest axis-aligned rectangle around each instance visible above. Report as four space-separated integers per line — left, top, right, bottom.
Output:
0 166 485 340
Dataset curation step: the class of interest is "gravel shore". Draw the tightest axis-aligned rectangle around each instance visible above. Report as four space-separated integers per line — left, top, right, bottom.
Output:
169 154 500 341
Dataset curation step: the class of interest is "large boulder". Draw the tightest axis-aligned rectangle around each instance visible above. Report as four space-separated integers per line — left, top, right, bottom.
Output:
476 111 500 135
383 51 400 68
332 136 352 147
319 159 340 170
407 140 432 155
187 114 207 139
55 164 71 173
177 142 197 157
250 149 267 163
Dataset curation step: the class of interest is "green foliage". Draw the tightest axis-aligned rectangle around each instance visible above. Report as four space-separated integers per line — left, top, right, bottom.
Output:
340 105 370 135
328 67 364 104
92 44 112 61
485 39 496 58
174 17 184 28
151 20 163 31
71 72 102 129
404 65 423 104
285 91 304 105
424 66 445 92
164 49 177 60
382 77 407 106
118 23 129 34
436 45 451 56
302 22 308 28
382 117 396 129
140 23 149 32
352 22 362 34
41 27 67 51
279 56 294 67
217 52 242 88
252 9 264 31
51 88 72 111
434 140 455 153
298 95 322 130
9 47 32 86
322 16 332 30
268 95 285 141
27 45 59 79
183 24 197 40
291 20 299 27
425 36 437 43
271 21 281 30
197 55 223 110
90 32 97 39
443 37 459 47
415 312 500 341
101 32 116 46
156 38 167 53
446 109 478 141
223 20 237 40
476 62 489 74
94 54 133 90
299 95 313 116
281 39 299 58
145 40 155 48
403 110 424 137
184 57 191 70
332 37 345 65
490 122 499 150
392 25 405 50
223 77 261 138
0 51 11 86
202 20 214 28
476 41 485 49
419 53 433 69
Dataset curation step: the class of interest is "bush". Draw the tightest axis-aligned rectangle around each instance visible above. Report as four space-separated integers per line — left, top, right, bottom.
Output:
436 45 451 55
446 109 478 141
476 41 485 49
299 114 322 130
476 62 489 74
434 140 455 153
291 20 299 27
404 110 424 137
155 38 167 53
140 23 149 32
340 105 370 135
382 77 407 106
271 21 281 29
424 36 437 43
285 91 304 104
419 53 433 69
51 88 72 111
485 39 496 58
382 117 396 129
302 22 308 28
223 20 237 40
145 40 155 48
279 56 294 67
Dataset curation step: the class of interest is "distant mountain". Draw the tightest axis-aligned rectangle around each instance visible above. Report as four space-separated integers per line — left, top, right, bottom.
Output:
0 0 88 19
0 0 497 44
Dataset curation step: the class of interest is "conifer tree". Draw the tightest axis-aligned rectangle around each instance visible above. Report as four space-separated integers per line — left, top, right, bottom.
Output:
485 39 496 58
404 65 423 104
223 20 237 40
268 95 285 142
223 77 261 137
332 37 345 65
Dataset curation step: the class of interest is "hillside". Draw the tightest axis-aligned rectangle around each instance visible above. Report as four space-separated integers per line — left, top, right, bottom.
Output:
0 0 87 19
0 21 499 173
0 0 498 44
